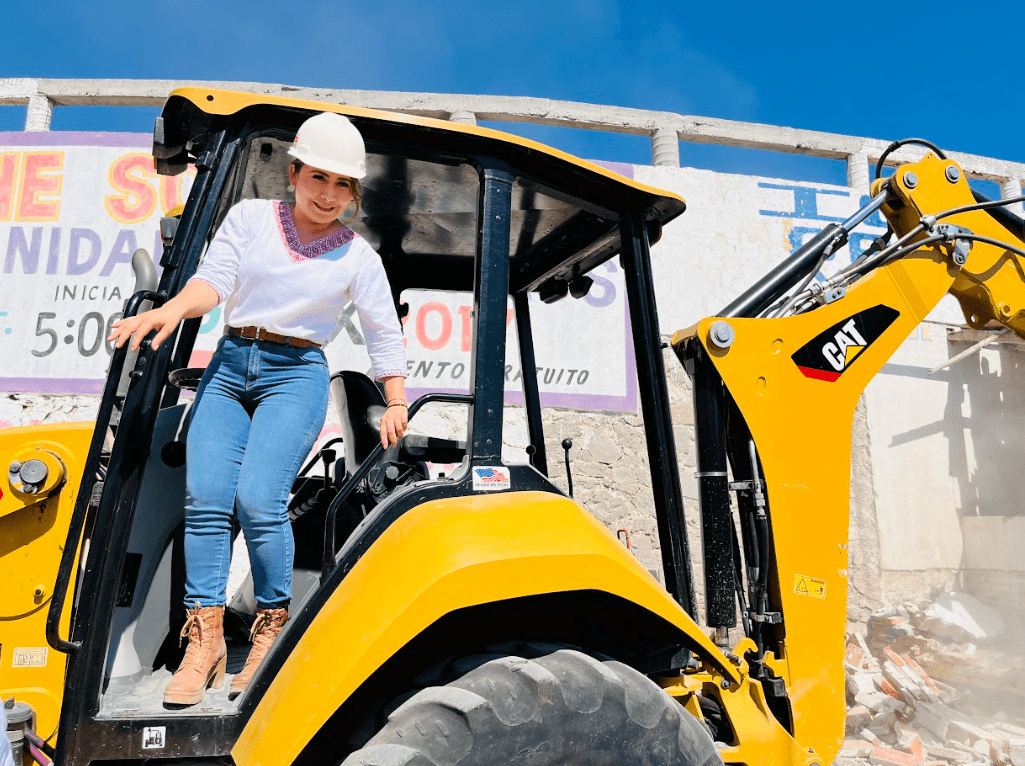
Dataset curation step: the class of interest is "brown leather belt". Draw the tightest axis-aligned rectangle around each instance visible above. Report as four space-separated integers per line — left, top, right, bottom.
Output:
226 326 322 349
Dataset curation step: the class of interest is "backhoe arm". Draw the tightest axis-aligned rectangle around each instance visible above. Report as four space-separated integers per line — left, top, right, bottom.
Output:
876 153 1025 336
670 148 1025 765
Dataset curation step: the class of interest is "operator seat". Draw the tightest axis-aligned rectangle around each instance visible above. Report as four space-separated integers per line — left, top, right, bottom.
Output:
330 370 387 476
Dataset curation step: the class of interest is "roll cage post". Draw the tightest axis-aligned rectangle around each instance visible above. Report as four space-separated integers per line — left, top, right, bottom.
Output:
620 211 697 617
469 162 515 465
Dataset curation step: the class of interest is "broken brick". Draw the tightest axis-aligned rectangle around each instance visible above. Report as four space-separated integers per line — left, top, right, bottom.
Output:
848 671 878 699
901 653 946 703
948 719 999 748
847 636 867 668
860 728 884 747
990 738 1010 766
846 705 872 733
900 733 925 765
883 656 931 701
915 702 954 742
902 653 938 690
1009 738 1025 766
883 662 922 706
841 739 876 758
884 646 907 666
930 678 958 701
856 690 901 714
925 745 967 762
846 597 1024 766
948 740 983 759
853 632 873 659
877 615 908 626
870 746 919 766
870 710 897 734
880 676 902 701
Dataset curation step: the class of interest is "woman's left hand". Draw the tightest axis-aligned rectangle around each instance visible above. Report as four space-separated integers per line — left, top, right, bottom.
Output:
380 403 408 448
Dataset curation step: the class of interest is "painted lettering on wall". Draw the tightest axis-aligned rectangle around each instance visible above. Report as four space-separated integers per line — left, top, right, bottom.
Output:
3 226 164 276
758 182 887 280
1 136 628 411
105 153 193 224
0 151 64 222
0 139 199 392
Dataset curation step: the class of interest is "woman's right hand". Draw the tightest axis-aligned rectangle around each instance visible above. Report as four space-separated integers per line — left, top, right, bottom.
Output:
108 305 184 352
107 280 220 352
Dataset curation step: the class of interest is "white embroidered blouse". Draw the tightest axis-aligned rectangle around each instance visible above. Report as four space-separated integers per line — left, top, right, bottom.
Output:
189 199 406 379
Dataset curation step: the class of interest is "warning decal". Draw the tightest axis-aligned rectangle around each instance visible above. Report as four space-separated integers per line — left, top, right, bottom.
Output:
12 648 48 667
793 575 827 599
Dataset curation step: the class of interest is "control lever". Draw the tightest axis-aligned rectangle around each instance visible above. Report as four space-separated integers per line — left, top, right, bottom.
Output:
320 449 336 488
290 448 339 522
562 438 574 498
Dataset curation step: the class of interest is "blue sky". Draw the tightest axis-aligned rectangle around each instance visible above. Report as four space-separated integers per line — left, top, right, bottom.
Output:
2 1 1023 186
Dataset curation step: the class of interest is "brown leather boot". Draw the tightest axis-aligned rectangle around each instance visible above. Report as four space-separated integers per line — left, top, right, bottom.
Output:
163 604 227 706
229 607 288 697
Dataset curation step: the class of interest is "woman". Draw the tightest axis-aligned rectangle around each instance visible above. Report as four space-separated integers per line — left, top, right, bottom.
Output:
109 112 407 706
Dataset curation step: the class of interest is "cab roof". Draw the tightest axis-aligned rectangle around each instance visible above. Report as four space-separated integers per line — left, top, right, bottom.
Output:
156 87 687 296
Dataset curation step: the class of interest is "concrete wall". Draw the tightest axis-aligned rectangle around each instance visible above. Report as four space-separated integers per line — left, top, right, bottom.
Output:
956 344 1025 517
863 324 965 603
960 509 1025 633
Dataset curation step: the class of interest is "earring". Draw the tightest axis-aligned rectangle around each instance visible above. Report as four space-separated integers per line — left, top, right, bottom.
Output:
286 184 295 192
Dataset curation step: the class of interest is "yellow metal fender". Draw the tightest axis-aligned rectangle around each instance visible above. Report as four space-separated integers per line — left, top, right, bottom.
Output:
234 490 739 766
0 422 92 742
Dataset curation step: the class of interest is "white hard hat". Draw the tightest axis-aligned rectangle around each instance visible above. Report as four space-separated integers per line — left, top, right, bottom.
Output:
287 112 367 179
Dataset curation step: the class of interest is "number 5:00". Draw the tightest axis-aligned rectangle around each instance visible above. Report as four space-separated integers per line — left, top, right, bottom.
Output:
32 312 123 358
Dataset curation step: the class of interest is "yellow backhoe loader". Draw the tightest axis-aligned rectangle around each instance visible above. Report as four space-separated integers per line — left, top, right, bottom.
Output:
2 92 1023 766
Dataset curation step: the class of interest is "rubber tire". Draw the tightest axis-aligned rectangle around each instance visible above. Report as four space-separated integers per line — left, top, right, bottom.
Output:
341 647 723 766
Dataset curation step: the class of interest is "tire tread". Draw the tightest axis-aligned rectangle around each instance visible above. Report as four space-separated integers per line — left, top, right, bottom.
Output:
341 645 722 766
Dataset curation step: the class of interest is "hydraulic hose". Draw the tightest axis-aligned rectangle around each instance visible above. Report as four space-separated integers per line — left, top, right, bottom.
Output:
874 138 947 180
731 527 752 637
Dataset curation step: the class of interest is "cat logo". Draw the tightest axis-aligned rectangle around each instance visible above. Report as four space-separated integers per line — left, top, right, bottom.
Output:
791 305 899 382
822 319 867 371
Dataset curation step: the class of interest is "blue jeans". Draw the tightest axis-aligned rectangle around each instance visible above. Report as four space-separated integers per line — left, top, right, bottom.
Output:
184 335 329 609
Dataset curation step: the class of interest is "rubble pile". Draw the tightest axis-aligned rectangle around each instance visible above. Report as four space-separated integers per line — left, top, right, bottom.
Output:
840 593 1025 766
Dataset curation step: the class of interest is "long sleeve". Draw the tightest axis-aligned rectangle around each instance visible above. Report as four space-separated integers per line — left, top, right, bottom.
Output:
347 250 407 379
188 201 250 303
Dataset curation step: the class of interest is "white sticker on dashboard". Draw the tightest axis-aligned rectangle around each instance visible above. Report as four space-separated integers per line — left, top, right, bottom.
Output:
142 727 166 749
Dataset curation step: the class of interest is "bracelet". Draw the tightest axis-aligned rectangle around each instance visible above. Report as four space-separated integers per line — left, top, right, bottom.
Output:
387 401 407 408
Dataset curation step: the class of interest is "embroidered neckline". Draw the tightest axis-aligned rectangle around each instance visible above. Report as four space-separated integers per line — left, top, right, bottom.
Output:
274 200 355 262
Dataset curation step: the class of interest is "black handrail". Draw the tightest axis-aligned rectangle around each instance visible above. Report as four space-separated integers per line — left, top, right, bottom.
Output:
321 392 474 579
45 289 166 654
